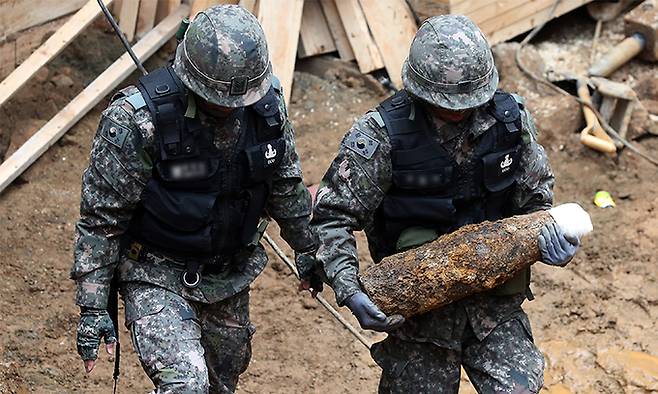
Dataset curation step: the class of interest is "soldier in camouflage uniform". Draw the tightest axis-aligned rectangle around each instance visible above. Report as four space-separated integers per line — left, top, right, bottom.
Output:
71 5 321 393
312 15 580 393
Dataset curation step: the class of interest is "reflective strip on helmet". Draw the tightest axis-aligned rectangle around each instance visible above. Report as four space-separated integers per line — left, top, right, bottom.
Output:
407 59 494 94
181 38 270 94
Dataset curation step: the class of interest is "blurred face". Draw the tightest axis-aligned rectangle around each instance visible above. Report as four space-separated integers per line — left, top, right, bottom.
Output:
196 96 236 118
428 105 474 123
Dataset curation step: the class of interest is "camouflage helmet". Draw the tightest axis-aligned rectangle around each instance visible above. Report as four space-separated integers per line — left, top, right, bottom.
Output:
401 15 499 111
173 5 272 108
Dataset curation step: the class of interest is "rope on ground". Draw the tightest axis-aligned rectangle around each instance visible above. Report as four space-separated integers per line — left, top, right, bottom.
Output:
262 232 372 349
514 0 658 167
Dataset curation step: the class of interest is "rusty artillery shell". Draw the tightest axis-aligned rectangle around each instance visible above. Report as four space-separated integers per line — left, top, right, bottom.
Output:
360 210 562 318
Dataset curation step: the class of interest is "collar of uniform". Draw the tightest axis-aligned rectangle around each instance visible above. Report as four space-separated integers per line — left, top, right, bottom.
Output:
185 94 197 118
468 106 497 139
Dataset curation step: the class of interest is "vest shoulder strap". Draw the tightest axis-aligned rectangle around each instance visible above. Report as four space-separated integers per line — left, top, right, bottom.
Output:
488 91 522 133
250 86 283 142
138 66 188 160
376 90 422 137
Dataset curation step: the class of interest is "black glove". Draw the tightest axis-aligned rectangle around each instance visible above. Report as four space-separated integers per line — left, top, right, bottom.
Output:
344 292 405 332
76 307 117 366
295 249 324 294
538 222 580 267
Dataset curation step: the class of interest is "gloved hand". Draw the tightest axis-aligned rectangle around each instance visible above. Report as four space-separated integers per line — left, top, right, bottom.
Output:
76 307 117 373
538 222 580 267
295 249 324 296
345 292 405 332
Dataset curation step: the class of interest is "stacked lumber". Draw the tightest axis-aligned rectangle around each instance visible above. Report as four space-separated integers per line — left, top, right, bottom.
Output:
219 0 419 101
408 0 593 44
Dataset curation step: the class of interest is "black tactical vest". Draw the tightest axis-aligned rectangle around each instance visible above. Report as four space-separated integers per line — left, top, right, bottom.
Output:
127 66 286 259
371 90 524 261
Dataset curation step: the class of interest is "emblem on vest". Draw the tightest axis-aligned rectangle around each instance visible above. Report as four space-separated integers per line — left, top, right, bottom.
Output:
265 143 277 165
500 154 513 173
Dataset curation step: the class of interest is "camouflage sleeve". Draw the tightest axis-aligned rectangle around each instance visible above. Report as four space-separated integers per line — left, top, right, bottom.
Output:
266 91 315 252
512 107 555 214
311 112 393 305
70 90 154 309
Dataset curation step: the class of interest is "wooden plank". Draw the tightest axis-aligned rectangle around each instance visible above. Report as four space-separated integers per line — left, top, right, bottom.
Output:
238 0 257 13
15 18 67 64
155 0 181 24
0 0 87 39
334 0 384 73
0 41 17 80
484 0 590 44
359 0 417 88
112 0 124 16
319 0 355 61
119 0 140 42
0 4 191 194
257 0 304 104
462 0 529 25
298 0 336 58
136 0 158 38
0 0 114 109
450 0 498 16
191 0 239 19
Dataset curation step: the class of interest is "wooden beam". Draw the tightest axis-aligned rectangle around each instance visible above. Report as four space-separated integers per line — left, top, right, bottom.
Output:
257 0 304 104
334 0 384 73
0 0 114 109
484 0 590 44
136 0 158 38
191 0 239 20
299 0 336 58
0 0 87 39
461 0 528 25
15 19 68 64
155 0 181 24
450 0 498 16
0 4 191 194
119 0 140 42
238 0 258 13
319 0 355 61
359 0 417 88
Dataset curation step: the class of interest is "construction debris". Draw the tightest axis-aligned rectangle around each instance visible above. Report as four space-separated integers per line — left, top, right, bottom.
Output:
589 0 658 76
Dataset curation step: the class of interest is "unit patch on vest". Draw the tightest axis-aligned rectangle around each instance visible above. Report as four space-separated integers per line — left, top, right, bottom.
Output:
482 148 520 192
100 120 131 149
499 153 514 173
344 132 379 159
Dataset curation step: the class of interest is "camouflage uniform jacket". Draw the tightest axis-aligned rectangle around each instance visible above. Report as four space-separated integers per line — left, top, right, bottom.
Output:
312 92 554 348
71 83 314 309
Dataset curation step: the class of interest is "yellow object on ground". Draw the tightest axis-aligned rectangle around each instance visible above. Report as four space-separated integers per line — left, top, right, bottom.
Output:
594 190 616 208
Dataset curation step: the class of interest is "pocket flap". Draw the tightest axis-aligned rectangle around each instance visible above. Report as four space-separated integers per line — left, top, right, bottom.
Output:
142 180 216 232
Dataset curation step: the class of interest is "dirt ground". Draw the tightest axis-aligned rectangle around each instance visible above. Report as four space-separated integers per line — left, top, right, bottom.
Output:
1 7 657 394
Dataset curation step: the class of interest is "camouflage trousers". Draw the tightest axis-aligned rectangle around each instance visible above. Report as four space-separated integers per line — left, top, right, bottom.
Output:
122 283 255 394
371 314 544 393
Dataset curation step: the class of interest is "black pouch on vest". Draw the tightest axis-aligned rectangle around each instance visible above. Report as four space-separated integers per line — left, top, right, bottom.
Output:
481 147 520 192
244 139 286 183
138 180 217 254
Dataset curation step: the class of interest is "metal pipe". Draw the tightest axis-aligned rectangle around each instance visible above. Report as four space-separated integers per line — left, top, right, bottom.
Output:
589 33 646 77
263 232 372 349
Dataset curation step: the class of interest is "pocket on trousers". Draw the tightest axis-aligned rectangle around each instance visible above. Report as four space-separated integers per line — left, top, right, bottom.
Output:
370 339 410 380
